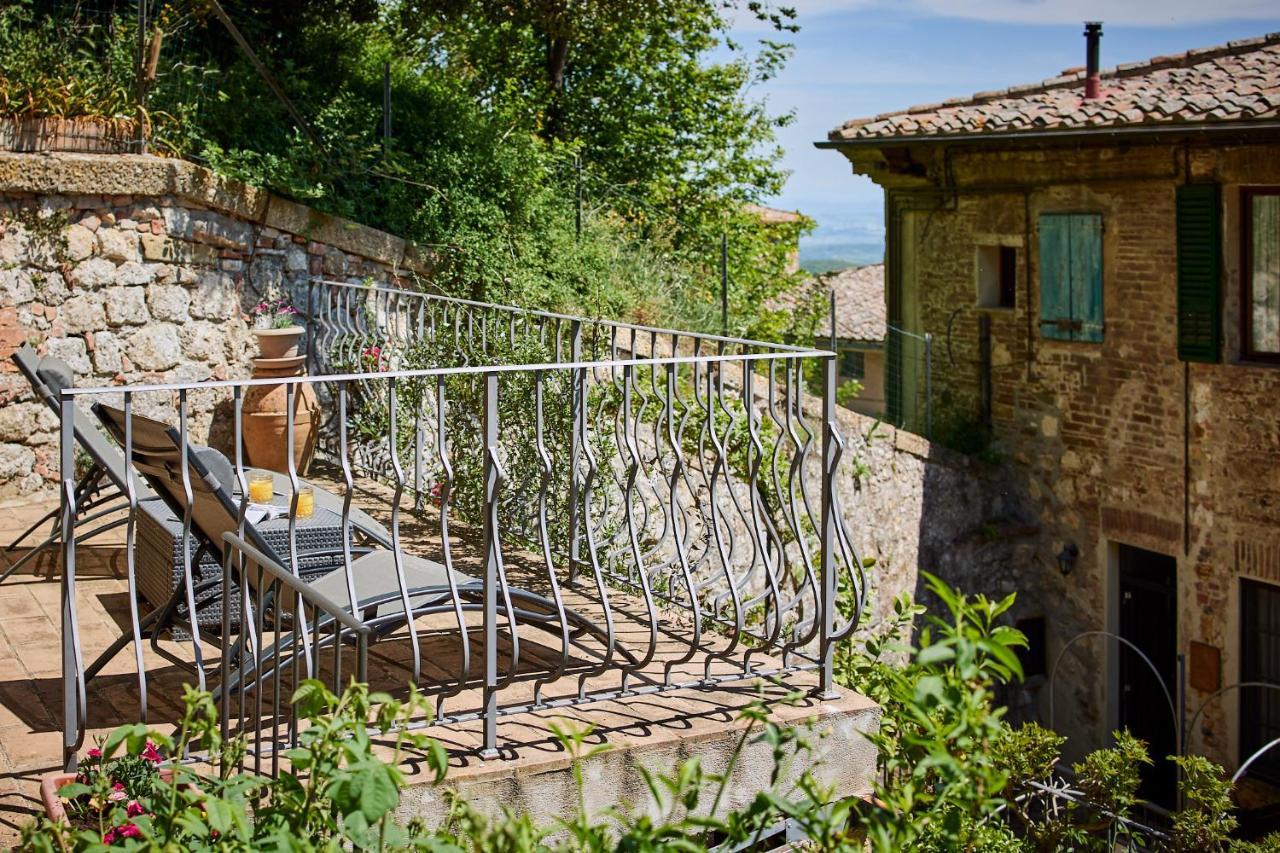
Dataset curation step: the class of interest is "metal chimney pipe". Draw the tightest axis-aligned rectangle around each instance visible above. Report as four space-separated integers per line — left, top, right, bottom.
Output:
1084 21 1103 100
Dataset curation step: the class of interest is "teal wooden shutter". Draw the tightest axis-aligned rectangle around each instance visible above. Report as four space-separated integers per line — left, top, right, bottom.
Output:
1071 214 1104 343
1039 213 1104 342
1176 184 1221 363
1039 215 1074 341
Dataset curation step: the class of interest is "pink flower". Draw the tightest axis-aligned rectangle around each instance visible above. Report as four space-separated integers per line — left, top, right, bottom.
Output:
103 829 116 844
117 823 140 839
126 800 145 817
87 748 102 759
112 781 125 791
141 742 162 763
108 788 127 802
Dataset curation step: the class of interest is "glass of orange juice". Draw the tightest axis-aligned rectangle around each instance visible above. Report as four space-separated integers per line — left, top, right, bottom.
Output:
296 485 315 518
248 473 274 504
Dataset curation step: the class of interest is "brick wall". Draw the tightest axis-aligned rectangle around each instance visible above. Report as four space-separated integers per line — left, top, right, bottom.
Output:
858 138 1280 768
0 153 432 501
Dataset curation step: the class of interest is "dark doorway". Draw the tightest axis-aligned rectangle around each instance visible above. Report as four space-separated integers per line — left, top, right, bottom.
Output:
1118 544 1178 806
1241 578 1280 785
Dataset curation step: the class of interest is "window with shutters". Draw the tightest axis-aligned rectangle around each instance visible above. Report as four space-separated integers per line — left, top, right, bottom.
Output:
1176 184 1221 363
1038 213 1103 342
1243 187 1280 361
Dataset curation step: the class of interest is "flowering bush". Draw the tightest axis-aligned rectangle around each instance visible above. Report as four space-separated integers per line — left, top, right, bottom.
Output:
57 738 164 845
250 296 300 329
360 344 390 372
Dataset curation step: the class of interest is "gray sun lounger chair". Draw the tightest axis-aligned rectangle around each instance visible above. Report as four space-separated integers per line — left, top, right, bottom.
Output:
89 403 624 691
2 345 159 583
3 344 393 584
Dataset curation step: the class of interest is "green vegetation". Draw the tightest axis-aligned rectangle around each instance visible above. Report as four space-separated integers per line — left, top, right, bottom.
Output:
0 0 813 339
839 573 1275 852
26 577 1277 850
23 680 847 851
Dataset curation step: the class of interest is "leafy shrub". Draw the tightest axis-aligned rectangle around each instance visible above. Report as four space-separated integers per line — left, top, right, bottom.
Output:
23 680 854 851
840 574 1276 852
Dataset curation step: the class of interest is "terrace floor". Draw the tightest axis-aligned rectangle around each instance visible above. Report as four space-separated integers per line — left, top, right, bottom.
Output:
0 466 878 842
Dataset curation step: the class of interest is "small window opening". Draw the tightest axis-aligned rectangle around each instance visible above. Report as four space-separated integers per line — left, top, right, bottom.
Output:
977 244 1017 309
840 350 865 380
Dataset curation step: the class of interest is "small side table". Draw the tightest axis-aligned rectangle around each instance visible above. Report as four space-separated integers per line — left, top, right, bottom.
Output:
135 500 350 635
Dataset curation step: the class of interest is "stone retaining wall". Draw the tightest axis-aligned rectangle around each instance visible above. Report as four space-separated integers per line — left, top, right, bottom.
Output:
0 153 432 500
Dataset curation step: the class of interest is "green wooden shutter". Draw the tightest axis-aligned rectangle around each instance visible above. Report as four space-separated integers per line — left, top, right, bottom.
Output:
1040 214 1104 342
1039 214 1074 341
1176 184 1222 363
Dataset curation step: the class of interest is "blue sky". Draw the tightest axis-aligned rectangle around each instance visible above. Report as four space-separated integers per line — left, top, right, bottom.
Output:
724 0 1280 265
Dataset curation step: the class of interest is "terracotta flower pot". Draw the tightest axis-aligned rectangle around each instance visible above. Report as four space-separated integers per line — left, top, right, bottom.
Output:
0 116 142 154
241 355 320 475
252 327 305 360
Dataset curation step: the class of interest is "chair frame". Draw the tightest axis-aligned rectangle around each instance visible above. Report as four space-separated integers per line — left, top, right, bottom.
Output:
88 403 625 699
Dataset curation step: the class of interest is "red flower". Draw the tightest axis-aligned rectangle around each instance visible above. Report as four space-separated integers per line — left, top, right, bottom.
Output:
117 823 140 840
103 829 116 845
87 747 102 760
126 800 145 817
141 742 162 764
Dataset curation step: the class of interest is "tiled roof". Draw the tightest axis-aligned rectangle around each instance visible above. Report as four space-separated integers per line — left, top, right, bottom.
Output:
772 264 886 343
823 263 886 343
829 33 1280 143
745 203 804 224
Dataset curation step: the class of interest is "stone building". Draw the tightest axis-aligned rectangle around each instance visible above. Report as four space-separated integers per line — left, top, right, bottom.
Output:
821 263 887 418
821 29 1280 798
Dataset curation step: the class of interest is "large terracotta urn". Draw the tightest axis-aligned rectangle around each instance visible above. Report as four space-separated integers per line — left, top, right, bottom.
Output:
241 354 320 474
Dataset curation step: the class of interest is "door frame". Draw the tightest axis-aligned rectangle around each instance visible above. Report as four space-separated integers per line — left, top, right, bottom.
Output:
1105 540 1183 744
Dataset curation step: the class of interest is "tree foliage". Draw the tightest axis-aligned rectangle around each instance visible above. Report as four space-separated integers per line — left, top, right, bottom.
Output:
0 0 811 336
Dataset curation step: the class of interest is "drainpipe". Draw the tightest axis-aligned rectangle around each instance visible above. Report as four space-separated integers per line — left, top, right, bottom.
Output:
1084 22 1103 100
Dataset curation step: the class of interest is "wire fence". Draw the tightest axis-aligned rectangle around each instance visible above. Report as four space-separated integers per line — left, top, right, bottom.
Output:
885 324 933 439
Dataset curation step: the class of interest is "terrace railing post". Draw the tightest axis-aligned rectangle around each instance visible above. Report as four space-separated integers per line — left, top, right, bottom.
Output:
818 353 840 700
60 396 84 771
481 371 500 759
566 320 583 585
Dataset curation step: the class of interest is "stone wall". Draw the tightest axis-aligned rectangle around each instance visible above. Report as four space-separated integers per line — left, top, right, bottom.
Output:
0 152 432 501
844 138 1280 769
830 405 1034 639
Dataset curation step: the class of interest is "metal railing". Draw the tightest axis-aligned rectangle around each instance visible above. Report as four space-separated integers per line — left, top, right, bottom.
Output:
55 279 866 770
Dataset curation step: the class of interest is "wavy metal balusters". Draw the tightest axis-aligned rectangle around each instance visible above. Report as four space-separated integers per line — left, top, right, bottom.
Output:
55 278 864 772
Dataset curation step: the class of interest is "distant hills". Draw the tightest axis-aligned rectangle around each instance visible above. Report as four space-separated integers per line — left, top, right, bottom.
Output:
796 207 884 275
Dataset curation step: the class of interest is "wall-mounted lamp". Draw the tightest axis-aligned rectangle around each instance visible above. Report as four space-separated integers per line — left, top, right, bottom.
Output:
1056 542 1080 577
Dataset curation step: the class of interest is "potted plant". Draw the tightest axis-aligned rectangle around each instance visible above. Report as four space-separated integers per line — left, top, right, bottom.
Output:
39 735 167 842
250 296 304 359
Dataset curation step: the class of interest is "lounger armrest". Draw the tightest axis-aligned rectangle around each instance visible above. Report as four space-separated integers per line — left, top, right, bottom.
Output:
221 532 367 634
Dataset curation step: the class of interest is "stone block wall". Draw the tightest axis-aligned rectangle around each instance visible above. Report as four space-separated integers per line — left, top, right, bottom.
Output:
855 139 1280 769
0 153 432 501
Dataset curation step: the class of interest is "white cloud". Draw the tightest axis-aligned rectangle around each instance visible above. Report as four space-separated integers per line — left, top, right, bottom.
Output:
735 0 1280 27
914 0 1280 26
